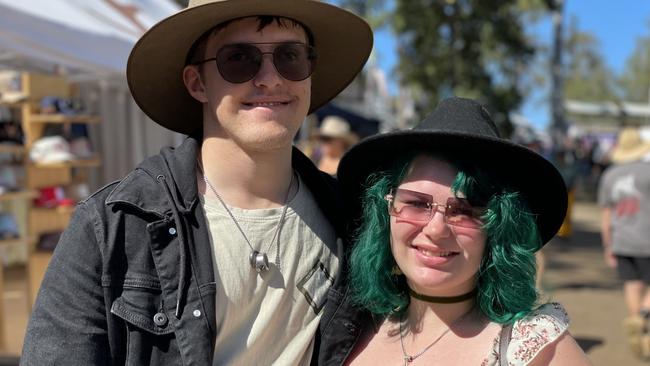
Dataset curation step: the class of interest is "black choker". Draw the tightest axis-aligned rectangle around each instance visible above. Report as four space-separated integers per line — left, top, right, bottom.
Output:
408 288 477 304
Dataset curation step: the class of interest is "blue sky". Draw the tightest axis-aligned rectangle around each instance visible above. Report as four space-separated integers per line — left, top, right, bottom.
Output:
369 0 650 131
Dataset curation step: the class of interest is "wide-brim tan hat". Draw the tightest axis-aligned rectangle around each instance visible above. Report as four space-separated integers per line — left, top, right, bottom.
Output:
127 0 373 135
611 127 650 163
315 115 358 145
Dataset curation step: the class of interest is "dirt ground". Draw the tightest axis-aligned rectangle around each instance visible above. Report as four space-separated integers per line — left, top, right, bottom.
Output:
541 199 649 366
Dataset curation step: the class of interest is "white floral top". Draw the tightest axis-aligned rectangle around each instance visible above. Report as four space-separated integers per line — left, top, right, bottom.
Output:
481 302 570 366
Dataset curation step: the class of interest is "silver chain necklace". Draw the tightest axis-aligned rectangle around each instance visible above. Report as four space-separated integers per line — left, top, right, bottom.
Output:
398 305 475 365
200 163 294 273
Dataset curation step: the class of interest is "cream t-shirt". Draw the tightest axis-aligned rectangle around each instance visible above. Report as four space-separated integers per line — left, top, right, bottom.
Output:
201 174 339 366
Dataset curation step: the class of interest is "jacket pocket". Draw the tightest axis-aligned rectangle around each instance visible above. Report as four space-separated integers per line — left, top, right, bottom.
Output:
110 278 173 335
110 279 181 365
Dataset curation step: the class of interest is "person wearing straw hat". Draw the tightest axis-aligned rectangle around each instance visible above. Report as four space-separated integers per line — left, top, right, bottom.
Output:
22 1 372 365
598 127 650 360
317 97 589 365
314 115 358 176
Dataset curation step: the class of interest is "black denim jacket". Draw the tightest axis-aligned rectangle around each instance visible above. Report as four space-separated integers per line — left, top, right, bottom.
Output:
21 136 356 365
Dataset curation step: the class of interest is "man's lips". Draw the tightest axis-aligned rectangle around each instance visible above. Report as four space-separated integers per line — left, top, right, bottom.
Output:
242 98 291 107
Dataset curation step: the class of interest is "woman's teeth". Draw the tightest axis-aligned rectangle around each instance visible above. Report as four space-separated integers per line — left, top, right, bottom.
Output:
418 248 455 257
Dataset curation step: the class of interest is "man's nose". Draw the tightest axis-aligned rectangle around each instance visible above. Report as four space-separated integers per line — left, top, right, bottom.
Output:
253 53 282 87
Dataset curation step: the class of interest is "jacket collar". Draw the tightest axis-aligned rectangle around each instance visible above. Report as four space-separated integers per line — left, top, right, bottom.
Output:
105 135 200 217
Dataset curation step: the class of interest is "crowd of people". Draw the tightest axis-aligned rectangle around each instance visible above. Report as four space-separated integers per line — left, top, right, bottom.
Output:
17 0 650 364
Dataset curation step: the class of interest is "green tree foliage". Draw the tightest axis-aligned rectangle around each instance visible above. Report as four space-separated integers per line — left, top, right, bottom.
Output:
392 0 536 135
619 34 650 103
563 17 618 102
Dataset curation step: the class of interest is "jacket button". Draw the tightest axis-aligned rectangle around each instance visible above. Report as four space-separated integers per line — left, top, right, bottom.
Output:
343 322 357 334
168 227 177 235
153 312 168 327
193 309 201 318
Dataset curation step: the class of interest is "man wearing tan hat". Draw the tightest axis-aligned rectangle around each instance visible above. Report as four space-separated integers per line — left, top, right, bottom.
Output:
22 1 372 365
598 126 650 359
314 115 358 176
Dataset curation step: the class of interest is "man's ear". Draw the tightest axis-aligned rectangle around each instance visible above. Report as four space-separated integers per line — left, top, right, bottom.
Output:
183 65 208 103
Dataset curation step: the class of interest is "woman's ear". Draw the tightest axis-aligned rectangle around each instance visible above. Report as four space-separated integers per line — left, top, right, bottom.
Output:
183 65 208 103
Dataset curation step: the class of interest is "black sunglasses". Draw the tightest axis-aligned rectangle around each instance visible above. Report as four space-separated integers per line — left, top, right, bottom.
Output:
193 42 317 84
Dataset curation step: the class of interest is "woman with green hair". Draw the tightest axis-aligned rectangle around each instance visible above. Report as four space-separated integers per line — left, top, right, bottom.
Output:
321 97 590 365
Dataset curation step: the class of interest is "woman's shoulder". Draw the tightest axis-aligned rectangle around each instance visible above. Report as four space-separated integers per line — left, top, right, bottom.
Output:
482 302 570 366
508 302 570 362
515 302 570 336
519 302 570 329
508 302 569 365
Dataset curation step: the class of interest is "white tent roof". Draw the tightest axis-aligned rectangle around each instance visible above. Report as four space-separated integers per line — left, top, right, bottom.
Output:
0 0 184 188
566 99 650 119
0 0 179 80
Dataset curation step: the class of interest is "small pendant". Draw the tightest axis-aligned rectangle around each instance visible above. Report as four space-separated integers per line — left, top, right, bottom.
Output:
249 250 269 273
403 355 413 365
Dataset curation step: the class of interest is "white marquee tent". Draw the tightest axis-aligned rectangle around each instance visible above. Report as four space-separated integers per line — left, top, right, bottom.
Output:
0 0 183 187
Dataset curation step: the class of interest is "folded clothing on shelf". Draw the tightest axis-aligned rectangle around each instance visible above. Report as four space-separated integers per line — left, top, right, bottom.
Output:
0 71 25 104
0 106 24 144
69 136 93 159
29 135 75 163
36 230 63 251
0 91 26 104
40 96 85 115
33 186 75 208
0 212 19 240
65 182 90 202
0 165 21 193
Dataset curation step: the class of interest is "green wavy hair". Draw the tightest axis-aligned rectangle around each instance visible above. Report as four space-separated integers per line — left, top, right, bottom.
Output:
349 153 541 324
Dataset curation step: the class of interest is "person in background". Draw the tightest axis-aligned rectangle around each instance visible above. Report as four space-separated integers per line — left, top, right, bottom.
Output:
598 126 650 360
314 115 358 176
21 0 372 364
318 97 590 365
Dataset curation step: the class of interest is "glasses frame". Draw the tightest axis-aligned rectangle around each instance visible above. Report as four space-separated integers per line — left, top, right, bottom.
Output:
384 188 486 228
192 42 317 84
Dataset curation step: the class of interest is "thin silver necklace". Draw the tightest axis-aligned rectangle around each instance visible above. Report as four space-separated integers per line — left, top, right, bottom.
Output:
398 305 475 365
199 162 294 273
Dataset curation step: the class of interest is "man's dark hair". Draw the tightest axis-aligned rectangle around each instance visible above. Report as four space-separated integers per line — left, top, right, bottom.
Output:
185 16 315 66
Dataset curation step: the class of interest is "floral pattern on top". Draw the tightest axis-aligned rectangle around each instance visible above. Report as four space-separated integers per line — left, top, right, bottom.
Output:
481 302 570 366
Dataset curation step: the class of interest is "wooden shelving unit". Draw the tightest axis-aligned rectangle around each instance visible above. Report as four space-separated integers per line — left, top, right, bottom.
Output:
28 114 100 124
0 189 35 353
30 156 101 169
0 72 101 354
0 145 25 155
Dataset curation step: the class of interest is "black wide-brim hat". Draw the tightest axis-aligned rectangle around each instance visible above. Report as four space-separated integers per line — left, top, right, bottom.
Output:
337 97 567 246
127 0 373 135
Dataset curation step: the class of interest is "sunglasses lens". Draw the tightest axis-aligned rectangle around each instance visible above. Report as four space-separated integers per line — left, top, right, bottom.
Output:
215 43 315 83
445 198 484 228
216 44 261 83
390 189 432 221
273 44 315 81
388 188 485 228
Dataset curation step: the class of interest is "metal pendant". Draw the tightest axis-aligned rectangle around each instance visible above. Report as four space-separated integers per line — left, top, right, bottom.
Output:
249 250 269 273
